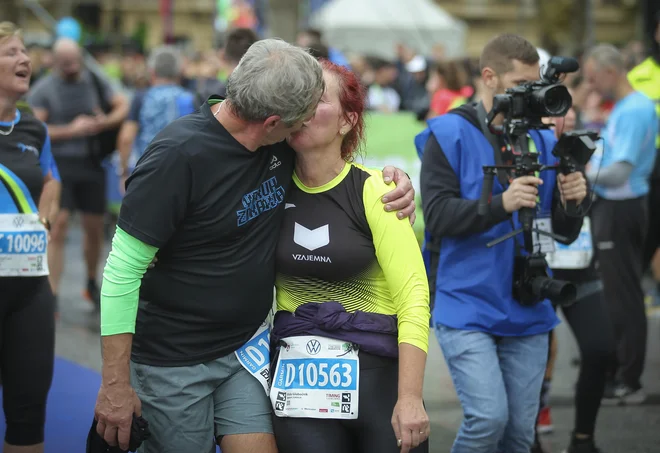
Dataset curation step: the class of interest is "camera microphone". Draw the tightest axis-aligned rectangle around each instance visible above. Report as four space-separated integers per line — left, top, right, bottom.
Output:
548 56 579 73
542 57 580 82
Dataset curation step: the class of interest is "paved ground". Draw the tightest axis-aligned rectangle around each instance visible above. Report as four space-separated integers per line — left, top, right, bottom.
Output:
56 221 660 453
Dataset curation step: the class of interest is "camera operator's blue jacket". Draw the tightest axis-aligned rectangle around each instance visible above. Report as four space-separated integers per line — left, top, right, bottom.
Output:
415 103 583 336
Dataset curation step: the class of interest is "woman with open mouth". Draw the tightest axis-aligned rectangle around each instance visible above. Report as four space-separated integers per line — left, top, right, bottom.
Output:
0 21 61 453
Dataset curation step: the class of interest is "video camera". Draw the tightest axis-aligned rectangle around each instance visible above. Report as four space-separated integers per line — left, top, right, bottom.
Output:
487 56 578 134
477 56 599 307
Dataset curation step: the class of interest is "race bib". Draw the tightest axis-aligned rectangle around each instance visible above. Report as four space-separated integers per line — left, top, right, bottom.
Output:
0 213 49 277
545 217 593 270
235 321 271 395
532 217 555 254
270 336 359 420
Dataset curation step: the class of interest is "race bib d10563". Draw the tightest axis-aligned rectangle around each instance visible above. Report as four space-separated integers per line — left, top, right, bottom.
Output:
0 213 49 277
270 336 359 420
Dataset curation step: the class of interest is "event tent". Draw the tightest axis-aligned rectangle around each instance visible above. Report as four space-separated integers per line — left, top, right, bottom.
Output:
309 0 467 59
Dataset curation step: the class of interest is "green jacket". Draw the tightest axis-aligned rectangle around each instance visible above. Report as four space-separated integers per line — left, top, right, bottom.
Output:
628 57 660 148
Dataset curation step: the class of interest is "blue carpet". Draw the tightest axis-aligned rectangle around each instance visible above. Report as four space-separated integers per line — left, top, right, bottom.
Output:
0 357 100 452
0 357 223 452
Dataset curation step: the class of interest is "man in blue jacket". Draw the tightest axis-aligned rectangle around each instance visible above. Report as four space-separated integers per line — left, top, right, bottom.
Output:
416 34 588 453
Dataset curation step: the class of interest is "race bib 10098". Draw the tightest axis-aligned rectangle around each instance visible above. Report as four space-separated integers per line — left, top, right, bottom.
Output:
545 217 593 270
270 336 359 420
0 213 49 277
532 217 556 254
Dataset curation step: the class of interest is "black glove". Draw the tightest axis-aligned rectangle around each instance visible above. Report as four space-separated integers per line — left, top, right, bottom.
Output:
86 413 151 453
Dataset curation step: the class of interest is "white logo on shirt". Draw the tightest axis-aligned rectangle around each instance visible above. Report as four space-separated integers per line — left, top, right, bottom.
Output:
293 222 329 251
270 155 281 171
292 254 332 263
285 203 296 209
17 142 39 157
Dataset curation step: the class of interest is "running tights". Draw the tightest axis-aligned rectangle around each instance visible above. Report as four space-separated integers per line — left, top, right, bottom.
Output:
0 276 55 446
560 290 616 435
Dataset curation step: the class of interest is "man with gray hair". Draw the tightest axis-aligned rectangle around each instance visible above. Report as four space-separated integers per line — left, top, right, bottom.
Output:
116 46 195 192
582 43 658 405
93 39 416 453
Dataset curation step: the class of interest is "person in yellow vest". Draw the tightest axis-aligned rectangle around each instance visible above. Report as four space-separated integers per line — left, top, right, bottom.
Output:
628 12 660 306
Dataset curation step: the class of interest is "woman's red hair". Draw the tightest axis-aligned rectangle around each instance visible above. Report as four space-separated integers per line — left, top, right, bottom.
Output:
320 59 367 160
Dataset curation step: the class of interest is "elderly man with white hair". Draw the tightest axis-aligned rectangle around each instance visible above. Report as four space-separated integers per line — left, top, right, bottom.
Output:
28 37 129 313
582 44 657 406
93 38 416 453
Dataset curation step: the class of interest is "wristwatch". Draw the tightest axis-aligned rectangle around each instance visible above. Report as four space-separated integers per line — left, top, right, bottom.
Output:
40 217 51 231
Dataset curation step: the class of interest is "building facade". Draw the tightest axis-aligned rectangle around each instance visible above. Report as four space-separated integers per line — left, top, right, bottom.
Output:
10 0 642 56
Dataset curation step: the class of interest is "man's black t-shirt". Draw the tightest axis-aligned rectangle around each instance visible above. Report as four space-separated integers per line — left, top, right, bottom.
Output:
118 99 295 366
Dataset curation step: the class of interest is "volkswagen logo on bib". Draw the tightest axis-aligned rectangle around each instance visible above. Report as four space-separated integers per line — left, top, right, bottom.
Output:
306 339 321 355
13 216 24 228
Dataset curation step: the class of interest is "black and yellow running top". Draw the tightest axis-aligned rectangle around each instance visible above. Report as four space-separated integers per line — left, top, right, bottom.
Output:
275 162 430 352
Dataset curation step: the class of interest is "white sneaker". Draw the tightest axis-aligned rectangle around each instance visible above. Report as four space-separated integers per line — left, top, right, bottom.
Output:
601 381 621 406
614 385 647 405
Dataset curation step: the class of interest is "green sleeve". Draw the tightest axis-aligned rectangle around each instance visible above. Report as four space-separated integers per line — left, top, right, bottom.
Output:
362 169 430 353
100 226 159 336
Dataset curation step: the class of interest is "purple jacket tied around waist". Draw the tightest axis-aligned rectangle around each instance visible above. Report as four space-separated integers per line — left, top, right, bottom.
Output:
271 301 399 358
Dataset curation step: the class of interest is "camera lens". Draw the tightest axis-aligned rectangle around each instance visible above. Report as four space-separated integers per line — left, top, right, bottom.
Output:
530 84 572 117
531 277 577 305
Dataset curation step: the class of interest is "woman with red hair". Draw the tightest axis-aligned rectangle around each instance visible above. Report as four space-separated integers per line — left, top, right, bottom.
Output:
269 60 431 453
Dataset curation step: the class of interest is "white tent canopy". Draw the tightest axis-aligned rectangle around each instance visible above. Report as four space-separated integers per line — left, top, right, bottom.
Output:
310 0 467 60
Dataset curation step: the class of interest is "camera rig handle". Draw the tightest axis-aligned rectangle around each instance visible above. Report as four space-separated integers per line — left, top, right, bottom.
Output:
477 160 569 252
477 169 496 216
558 161 578 216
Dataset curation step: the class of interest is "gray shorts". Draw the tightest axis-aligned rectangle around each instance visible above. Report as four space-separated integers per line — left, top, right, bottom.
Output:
131 353 273 453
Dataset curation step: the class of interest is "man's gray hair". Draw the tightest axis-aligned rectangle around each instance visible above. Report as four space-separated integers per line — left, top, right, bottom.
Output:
585 44 626 72
226 39 324 125
147 46 183 79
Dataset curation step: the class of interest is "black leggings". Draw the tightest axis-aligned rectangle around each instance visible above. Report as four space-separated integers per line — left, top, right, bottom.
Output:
0 276 55 446
559 288 616 435
273 352 429 453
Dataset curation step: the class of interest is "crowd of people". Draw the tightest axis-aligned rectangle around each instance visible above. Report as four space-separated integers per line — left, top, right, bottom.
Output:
0 11 658 453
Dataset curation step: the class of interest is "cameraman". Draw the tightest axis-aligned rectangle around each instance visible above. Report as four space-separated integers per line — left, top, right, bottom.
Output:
416 34 587 453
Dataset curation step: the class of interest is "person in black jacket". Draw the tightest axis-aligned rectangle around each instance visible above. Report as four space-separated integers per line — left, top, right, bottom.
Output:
531 109 616 453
